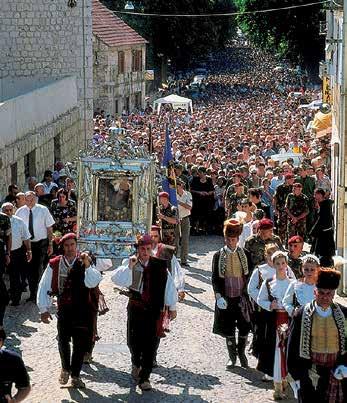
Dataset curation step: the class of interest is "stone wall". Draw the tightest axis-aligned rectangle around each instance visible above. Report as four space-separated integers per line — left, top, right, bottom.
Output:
0 0 94 138
93 37 146 116
0 107 82 198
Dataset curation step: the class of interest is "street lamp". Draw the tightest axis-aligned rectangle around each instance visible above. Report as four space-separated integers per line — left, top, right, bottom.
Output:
124 1 135 10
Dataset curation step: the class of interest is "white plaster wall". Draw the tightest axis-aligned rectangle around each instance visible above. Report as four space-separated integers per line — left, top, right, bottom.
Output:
0 77 60 102
0 76 78 147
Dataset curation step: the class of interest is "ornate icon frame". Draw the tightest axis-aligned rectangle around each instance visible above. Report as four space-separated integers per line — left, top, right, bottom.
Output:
77 156 156 258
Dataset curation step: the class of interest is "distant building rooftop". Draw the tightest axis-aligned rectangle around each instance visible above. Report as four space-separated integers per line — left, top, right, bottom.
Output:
92 0 148 47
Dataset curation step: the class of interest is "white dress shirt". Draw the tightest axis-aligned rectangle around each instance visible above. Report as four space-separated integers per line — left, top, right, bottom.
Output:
111 258 177 310
151 246 185 292
37 260 102 313
238 221 252 248
177 190 192 219
43 181 58 195
15 204 55 242
10 215 31 251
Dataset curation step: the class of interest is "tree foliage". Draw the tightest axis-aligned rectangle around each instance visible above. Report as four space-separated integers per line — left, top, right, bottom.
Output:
101 1 237 69
235 0 325 68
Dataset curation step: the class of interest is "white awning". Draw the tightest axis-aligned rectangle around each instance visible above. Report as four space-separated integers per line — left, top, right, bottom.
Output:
153 94 193 114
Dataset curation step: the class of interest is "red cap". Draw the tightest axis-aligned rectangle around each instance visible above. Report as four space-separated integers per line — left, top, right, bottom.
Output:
284 173 294 180
59 233 77 244
136 234 152 247
159 191 169 199
258 218 274 230
288 235 304 244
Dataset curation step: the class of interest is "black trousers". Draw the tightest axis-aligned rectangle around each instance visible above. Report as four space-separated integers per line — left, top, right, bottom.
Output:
0 248 9 327
57 312 92 377
127 303 159 383
298 368 332 403
8 246 26 303
27 239 48 299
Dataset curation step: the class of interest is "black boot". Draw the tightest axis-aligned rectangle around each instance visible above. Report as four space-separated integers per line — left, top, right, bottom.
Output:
237 336 249 368
226 336 237 369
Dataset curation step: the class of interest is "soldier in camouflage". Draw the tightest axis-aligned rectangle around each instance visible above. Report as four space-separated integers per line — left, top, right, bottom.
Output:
286 235 306 278
273 174 294 244
285 182 309 242
224 183 246 219
244 218 283 273
295 165 316 234
158 192 178 246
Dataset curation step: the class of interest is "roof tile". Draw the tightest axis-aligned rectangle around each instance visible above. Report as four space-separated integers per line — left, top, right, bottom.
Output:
92 0 148 47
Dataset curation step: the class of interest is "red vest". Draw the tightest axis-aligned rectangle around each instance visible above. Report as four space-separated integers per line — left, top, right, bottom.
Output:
49 255 62 297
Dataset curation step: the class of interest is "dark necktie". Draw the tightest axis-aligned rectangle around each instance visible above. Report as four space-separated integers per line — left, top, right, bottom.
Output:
29 209 34 240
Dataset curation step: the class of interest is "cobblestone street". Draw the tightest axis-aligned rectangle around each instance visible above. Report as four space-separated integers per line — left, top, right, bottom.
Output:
5 236 296 403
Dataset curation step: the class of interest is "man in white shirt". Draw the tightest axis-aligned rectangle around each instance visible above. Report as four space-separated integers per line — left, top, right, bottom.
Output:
111 234 177 391
15 191 55 302
37 233 102 388
175 179 192 266
1 203 31 306
270 168 285 191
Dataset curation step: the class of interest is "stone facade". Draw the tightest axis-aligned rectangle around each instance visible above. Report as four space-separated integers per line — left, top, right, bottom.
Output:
93 38 146 116
0 0 93 131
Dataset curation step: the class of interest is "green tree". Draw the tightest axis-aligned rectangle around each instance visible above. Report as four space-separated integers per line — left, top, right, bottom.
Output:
235 0 324 68
101 0 237 71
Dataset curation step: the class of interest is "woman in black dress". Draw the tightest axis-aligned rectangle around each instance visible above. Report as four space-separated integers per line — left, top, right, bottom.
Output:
310 188 335 266
190 166 215 234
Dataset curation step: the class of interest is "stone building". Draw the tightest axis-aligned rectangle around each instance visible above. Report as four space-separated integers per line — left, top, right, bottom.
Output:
92 0 147 116
0 0 93 197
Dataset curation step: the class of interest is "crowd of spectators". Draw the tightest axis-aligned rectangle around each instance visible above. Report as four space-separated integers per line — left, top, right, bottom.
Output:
0 42 335 311
93 43 333 256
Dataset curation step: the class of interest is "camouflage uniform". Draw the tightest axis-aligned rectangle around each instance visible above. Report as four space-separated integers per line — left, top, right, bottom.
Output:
273 184 292 244
287 252 306 278
160 203 178 246
295 175 316 233
285 193 309 241
224 189 246 218
244 234 283 273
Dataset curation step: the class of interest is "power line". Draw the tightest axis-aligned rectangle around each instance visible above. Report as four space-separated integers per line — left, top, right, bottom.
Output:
114 1 328 18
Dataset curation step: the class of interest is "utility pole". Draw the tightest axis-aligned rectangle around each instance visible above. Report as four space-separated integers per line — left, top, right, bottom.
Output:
336 0 347 294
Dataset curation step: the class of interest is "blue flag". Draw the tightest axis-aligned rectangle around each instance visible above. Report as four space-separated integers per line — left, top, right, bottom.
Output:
162 126 177 206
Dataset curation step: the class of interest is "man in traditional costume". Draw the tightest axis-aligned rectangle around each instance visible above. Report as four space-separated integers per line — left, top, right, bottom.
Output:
212 219 250 369
111 234 177 391
287 268 347 402
36 233 102 388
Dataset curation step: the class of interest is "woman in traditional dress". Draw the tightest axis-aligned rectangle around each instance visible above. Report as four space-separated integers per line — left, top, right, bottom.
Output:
257 251 294 400
248 244 295 380
283 254 320 317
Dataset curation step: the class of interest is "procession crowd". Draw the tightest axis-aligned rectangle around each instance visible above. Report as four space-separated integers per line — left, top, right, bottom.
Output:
0 42 346 402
